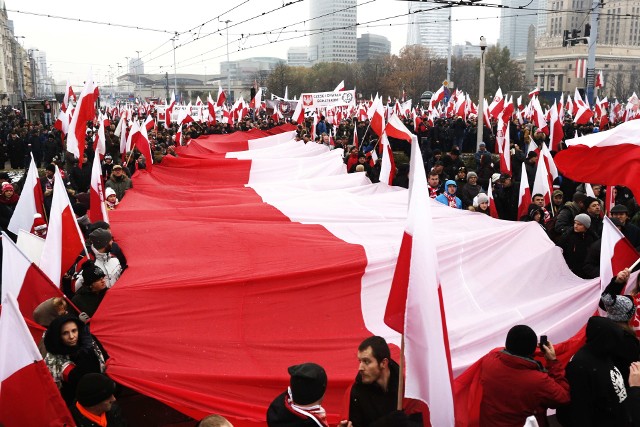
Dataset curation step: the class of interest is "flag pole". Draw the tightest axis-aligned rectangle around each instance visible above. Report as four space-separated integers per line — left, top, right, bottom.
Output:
397 335 405 411
629 256 640 272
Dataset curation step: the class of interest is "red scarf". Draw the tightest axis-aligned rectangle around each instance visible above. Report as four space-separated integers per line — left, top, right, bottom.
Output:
284 387 328 427
444 193 458 208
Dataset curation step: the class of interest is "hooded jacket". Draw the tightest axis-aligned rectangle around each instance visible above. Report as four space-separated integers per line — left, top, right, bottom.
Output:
43 315 108 404
435 180 462 209
556 317 630 427
266 391 327 427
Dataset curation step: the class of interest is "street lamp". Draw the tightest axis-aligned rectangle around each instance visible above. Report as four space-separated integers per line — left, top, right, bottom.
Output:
135 50 141 98
476 36 488 151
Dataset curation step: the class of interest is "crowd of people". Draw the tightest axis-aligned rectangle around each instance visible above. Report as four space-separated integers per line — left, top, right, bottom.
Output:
1 98 640 427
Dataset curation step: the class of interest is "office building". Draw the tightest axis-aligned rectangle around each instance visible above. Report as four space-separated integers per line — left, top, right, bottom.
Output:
407 2 450 58
357 34 391 62
499 0 539 58
309 0 357 63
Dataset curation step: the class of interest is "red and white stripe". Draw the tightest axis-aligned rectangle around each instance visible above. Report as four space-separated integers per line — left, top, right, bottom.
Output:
87 124 601 424
575 59 587 78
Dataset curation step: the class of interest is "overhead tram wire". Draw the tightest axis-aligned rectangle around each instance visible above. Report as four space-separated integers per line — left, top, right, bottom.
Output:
141 0 305 68
6 8 175 34
177 0 255 36
144 0 377 73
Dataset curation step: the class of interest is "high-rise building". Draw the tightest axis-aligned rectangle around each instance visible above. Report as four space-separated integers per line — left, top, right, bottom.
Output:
536 0 548 37
406 2 450 58
544 0 640 46
287 47 310 67
129 57 144 75
499 0 539 58
309 0 357 63
452 42 482 59
357 34 391 62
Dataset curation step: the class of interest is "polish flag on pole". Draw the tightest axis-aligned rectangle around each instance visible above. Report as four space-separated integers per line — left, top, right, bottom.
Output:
216 84 227 107
383 124 454 427
54 106 72 136
291 100 304 124
1 232 69 338
96 113 108 156
250 88 262 111
67 71 98 165
61 79 75 112
600 216 640 290
518 164 533 220
554 120 640 197
334 80 345 92
132 121 154 172
39 166 87 287
175 124 183 147
549 100 565 151
595 70 604 88
143 114 155 132
368 95 386 137
606 185 616 214
430 86 446 109
0 293 75 427
384 113 414 144
89 146 109 223
532 152 552 205
165 91 176 128
352 127 359 150
379 132 396 185
540 142 559 188
8 154 45 235
574 103 594 125
207 93 217 124
528 87 540 98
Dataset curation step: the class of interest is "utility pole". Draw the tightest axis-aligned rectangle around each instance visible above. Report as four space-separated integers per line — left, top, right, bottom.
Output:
446 8 452 82
172 33 178 95
585 0 602 106
135 50 141 99
224 20 232 103
476 36 487 151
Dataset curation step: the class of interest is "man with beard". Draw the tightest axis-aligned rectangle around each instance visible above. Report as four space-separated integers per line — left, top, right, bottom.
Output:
346 336 422 427
44 315 108 405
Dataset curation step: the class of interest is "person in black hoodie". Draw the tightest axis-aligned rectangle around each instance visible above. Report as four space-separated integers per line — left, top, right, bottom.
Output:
43 315 109 405
557 316 631 426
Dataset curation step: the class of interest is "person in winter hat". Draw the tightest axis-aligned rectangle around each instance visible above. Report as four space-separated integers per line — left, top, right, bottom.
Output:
435 180 462 209
598 267 640 383
267 362 330 427
480 325 570 427
105 187 119 210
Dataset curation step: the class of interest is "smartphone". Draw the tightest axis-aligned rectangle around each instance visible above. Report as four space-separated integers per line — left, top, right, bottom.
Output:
539 335 548 351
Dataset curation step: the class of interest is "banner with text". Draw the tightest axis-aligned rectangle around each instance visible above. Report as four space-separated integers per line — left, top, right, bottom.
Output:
300 90 356 108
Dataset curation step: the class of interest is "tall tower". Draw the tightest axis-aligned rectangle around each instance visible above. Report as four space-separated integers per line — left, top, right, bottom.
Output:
498 0 539 58
309 0 357 64
407 2 450 57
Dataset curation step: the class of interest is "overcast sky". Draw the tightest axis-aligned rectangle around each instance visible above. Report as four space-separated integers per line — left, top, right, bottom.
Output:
6 0 505 88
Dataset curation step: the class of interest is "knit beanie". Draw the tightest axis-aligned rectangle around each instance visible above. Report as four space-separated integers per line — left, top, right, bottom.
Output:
76 373 116 407
574 213 591 229
467 171 478 179
89 229 112 250
82 261 106 287
505 325 538 358
288 363 327 405
601 293 636 322
477 193 489 204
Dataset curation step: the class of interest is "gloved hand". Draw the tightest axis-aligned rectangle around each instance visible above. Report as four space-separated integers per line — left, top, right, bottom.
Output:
78 312 91 323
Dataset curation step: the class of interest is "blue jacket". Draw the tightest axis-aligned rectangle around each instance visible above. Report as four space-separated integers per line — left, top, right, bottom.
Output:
435 180 462 209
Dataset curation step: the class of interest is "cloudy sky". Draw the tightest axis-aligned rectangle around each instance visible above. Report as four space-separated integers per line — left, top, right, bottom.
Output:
6 0 509 88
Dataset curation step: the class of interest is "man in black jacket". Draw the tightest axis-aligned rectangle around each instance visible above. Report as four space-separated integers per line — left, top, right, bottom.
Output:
557 317 630 426
347 336 421 427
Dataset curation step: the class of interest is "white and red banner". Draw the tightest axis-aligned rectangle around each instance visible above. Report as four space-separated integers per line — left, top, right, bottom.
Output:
8 154 45 235
575 59 587 78
600 216 640 290
555 119 640 198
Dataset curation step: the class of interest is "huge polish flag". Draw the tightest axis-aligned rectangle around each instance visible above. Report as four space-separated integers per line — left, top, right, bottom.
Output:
600 216 640 290
7 154 45 235
384 127 455 426
84 124 602 425
0 293 75 426
67 71 98 164
39 166 86 287
90 144 110 223
555 119 640 199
